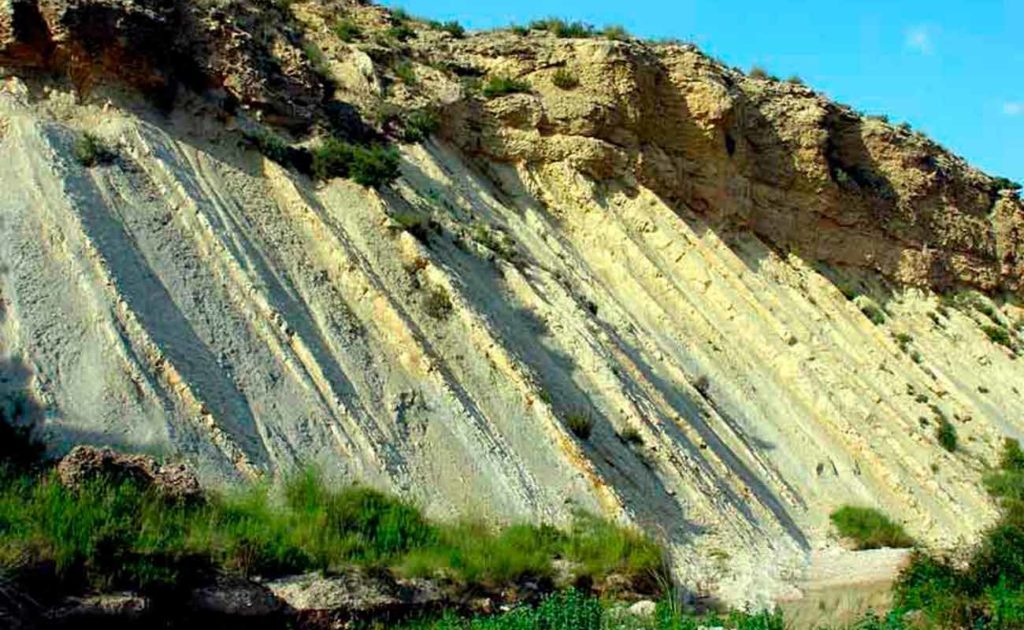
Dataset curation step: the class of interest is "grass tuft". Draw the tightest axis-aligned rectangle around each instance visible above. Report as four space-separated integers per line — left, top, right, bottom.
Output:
73 132 116 167
481 76 531 99
829 506 914 550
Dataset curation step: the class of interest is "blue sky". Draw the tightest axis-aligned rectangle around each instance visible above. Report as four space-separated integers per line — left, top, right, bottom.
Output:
381 0 1023 184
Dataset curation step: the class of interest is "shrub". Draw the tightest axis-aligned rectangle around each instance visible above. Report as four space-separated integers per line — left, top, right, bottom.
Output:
439 20 465 38
859 300 887 325
983 324 1014 349
386 23 417 42
401 109 440 143
601 25 629 40
312 139 401 188
565 409 594 440
333 19 362 42
551 67 579 90
936 418 958 452
509 24 529 36
73 132 116 167
993 177 1022 192
528 18 594 38
0 404 44 474
620 427 643 445
830 506 914 550
481 76 531 99
749 66 769 80
785 75 804 85
423 286 453 320
394 60 417 85
243 127 291 165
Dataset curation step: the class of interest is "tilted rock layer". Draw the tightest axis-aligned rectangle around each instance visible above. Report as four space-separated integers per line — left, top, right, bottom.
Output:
1 0 1023 606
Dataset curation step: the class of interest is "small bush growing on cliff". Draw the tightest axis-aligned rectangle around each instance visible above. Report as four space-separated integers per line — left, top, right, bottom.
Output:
482 76 531 98
829 506 914 550
438 20 465 38
565 409 594 440
401 109 440 143
394 60 417 85
422 286 453 320
748 66 769 80
551 67 580 90
312 139 400 188
992 177 1022 192
73 132 116 167
333 19 362 42
982 324 1014 349
528 18 595 38
936 418 958 452
601 25 629 40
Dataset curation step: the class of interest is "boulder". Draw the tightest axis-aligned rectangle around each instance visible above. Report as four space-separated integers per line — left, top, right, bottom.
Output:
57 445 203 503
189 575 284 619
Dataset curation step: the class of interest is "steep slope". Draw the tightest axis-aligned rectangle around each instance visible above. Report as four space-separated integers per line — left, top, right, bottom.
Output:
2 0 1023 606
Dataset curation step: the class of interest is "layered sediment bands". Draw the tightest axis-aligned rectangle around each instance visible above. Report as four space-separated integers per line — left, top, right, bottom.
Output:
2 0 1024 606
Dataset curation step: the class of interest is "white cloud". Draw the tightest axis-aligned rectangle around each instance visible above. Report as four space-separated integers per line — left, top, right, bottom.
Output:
1004 102 1024 116
905 25 934 54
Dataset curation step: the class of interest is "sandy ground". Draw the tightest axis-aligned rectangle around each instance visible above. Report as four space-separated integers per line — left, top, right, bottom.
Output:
1 79 1022 606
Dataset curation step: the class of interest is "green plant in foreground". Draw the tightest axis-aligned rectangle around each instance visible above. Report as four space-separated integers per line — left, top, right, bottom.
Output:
481 76 531 99
395 60 418 85
830 506 914 550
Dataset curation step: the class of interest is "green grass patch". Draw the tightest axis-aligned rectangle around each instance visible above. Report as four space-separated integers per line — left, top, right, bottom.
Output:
0 463 666 598
482 76 531 99
402 109 440 143
400 590 784 630
829 506 914 550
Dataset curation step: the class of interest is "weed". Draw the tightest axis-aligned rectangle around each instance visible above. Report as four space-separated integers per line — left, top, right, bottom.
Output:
73 132 116 167
936 418 958 452
786 75 805 85
481 76 531 99
565 409 594 440
983 325 1014 349
312 139 401 188
333 18 362 42
394 60 417 85
423 286 453 320
387 23 417 42
620 427 643 445
552 67 580 90
829 506 914 550
857 298 887 325
303 42 333 83
528 18 595 38
439 21 465 38
402 109 440 143
243 127 291 165
749 66 769 80
601 25 629 40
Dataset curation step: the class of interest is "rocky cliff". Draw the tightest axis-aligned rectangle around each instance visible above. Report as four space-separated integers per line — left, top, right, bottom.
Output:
1 0 1023 606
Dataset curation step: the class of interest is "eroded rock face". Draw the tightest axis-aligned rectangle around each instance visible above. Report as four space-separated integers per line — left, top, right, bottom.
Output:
424 36 1023 294
0 0 326 125
57 445 203 502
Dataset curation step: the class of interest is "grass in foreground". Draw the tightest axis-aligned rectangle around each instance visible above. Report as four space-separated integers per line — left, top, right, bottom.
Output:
0 465 662 595
399 590 785 630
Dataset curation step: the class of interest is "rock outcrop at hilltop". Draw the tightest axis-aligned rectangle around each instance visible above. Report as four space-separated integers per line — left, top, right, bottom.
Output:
1 0 1023 607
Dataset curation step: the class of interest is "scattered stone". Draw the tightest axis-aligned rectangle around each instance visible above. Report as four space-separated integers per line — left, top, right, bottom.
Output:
43 592 150 624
